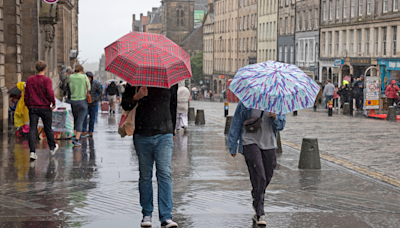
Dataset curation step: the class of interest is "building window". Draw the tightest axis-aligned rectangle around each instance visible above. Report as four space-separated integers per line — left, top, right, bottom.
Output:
315 10 319 29
285 46 288 63
366 28 370 56
281 0 284 6
296 44 299 62
342 30 347 53
266 23 269 39
285 17 288 34
323 1 327 20
357 29 362 56
273 21 276 38
290 46 294 64
279 46 283 61
359 0 363 16
393 26 397 55
300 41 304 61
335 31 339 55
305 43 308 62
322 32 326 56
344 0 347 17
350 30 354 56
395 0 399 11
367 0 371 14
329 0 333 19
316 43 319 61
280 18 283 35
310 41 314 62
259 24 262 40
384 0 388 13
262 23 265 40
375 28 379 56
291 16 294 33
328 32 332 55
309 10 312 29
273 49 275 59
176 8 184 26
336 0 340 18
351 0 355 17
383 27 387 56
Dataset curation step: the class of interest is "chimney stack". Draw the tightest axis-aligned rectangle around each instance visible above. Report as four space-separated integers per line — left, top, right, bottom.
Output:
132 14 136 31
208 0 214 13
152 7 158 12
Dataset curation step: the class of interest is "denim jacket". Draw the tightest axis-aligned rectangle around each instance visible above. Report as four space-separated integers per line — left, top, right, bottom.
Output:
227 102 286 155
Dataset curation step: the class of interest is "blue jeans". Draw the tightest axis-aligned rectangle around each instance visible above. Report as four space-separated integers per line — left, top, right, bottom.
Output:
83 103 98 133
71 100 88 133
133 134 174 222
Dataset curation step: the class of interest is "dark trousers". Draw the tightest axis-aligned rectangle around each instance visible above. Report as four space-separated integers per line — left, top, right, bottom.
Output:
389 98 398 106
29 108 56 153
243 144 277 217
83 103 98 133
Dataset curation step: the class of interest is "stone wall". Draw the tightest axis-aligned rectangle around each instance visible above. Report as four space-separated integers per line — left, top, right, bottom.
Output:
0 0 9 132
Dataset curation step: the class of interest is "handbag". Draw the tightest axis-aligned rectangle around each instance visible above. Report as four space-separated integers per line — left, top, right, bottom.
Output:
118 88 139 137
86 80 92 103
243 111 264 133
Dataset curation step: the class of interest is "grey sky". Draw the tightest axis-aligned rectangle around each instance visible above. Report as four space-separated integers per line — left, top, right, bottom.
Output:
78 0 161 64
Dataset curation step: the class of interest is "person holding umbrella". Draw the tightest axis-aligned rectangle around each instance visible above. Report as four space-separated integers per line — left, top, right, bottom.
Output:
106 32 192 228
227 61 320 226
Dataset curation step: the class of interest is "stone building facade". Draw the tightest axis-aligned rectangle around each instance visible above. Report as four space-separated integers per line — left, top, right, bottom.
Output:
257 0 278 63
320 0 400 88
146 7 163 34
238 0 258 66
295 0 319 79
203 1 214 91
277 0 296 64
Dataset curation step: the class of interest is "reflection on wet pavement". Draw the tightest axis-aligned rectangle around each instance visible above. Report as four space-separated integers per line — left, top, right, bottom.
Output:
0 103 399 227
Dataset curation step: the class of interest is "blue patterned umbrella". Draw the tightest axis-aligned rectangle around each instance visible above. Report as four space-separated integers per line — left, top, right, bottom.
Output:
229 61 321 115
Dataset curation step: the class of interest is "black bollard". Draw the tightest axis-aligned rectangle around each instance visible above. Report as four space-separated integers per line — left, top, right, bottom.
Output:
328 100 333 116
224 116 233 134
188 107 196 122
298 138 321 169
224 102 229 117
387 106 396 121
276 132 283 153
195 110 205 125
343 103 350 115
293 111 298 116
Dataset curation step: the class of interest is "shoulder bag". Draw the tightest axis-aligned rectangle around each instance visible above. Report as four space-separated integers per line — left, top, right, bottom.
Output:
118 88 138 137
243 111 264 133
86 80 92 103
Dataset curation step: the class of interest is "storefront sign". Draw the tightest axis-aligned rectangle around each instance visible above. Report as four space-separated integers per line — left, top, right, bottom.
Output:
365 76 380 109
378 60 400 70
350 58 371 66
310 65 315 71
220 75 225 79
334 59 345 66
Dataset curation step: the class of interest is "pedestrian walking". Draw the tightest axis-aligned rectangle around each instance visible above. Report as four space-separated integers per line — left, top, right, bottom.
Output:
385 80 400 106
176 81 190 132
106 81 119 114
333 84 340 110
228 103 286 226
352 76 364 110
122 83 178 228
82 71 102 137
338 80 350 107
208 90 214 101
69 65 91 147
24 60 59 160
323 79 335 109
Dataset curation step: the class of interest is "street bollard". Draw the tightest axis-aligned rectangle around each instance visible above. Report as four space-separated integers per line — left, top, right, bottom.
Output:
224 116 233 134
343 103 350 115
195 110 205 125
298 138 321 169
224 102 229 117
293 111 298 116
387 106 396 121
276 132 283 153
188 108 196 122
328 100 333 117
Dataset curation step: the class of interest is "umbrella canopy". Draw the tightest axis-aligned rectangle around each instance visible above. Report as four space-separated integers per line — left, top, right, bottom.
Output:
8 86 21 96
229 61 321 115
105 32 192 89
343 76 351 83
201 85 208 90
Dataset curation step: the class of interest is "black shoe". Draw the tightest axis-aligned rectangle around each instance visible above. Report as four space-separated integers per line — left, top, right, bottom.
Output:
113 110 115 114
109 109 112 114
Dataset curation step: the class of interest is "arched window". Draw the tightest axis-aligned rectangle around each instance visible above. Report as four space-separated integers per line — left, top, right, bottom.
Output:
176 6 184 26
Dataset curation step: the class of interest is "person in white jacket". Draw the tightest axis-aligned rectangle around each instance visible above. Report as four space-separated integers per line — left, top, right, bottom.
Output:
176 81 190 132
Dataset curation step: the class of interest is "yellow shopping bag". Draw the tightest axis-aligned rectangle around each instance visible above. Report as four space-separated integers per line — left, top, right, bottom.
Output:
14 82 29 127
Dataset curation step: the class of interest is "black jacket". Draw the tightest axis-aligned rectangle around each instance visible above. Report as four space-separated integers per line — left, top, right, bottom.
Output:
89 81 102 107
352 80 364 95
122 84 178 136
106 84 119 96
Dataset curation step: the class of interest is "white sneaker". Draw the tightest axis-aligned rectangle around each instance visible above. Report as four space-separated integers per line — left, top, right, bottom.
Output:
253 214 267 226
161 219 178 228
50 144 59 156
30 152 38 160
141 216 152 227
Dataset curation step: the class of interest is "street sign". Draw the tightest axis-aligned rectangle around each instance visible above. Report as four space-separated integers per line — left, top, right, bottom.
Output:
334 59 345 67
310 65 315 71
365 76 380 109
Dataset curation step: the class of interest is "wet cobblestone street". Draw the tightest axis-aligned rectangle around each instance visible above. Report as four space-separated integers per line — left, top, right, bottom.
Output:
0 101 399 227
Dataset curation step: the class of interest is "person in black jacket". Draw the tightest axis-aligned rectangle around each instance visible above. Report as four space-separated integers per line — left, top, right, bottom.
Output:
82 72 102 137
122 83 178 228
106 82 119 114
352 76 364 110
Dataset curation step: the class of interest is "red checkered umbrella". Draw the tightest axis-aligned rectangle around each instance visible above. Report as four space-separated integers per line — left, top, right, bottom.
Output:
105 32 192 88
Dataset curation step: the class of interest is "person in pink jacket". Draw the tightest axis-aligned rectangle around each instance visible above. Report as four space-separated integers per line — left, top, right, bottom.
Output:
333 84 340 110
385 80 399 106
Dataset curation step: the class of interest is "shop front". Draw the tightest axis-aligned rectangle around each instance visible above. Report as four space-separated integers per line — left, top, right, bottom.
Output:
377 58 400 91
350 58 371 80
318 58 341 86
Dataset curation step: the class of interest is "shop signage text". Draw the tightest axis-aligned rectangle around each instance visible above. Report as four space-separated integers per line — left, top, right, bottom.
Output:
365 76 380 110
350 58 371 66
334 59 345 66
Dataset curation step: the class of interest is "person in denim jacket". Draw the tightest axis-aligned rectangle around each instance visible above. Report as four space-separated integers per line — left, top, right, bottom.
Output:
227 102 286 226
